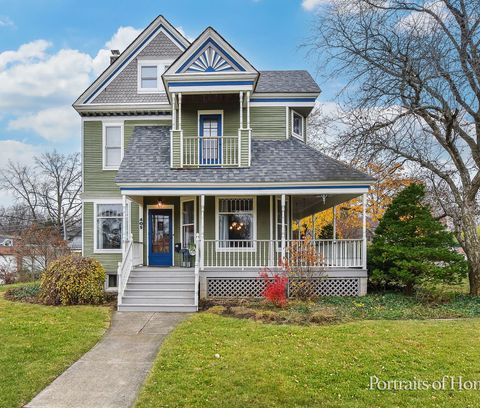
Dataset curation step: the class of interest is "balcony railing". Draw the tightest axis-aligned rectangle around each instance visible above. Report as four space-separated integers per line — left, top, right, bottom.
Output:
202 239 365 269
183 135 239 167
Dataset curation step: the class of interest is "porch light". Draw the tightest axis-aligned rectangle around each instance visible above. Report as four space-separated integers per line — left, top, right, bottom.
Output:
157 198 164 208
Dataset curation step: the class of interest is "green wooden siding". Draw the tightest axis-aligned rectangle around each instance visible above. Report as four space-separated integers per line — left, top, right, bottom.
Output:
250 106 287 140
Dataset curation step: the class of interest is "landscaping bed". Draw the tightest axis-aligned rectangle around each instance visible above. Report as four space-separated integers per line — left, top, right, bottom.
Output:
0 284 111 408
201 291 480 325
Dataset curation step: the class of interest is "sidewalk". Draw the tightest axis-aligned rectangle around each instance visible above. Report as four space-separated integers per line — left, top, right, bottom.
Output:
26 311 187 408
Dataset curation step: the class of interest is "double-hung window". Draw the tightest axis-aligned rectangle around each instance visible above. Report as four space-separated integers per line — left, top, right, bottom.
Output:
181 199 196 249
218 198 255 249
137 60 172 93
95 203 126 252
103 123 123 170
291 110 304 140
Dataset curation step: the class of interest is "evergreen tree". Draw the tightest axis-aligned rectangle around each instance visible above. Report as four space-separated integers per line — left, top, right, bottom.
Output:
369 184 467 294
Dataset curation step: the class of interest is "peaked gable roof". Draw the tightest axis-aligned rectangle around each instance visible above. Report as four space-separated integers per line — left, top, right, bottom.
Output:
164 27 258 77
74 15 190 106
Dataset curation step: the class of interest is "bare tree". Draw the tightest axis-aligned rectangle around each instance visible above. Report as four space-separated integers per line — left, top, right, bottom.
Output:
309 0 480 294
0 151 81 236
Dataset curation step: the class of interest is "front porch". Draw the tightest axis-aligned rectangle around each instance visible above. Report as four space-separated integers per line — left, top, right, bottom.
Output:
117 190 369 309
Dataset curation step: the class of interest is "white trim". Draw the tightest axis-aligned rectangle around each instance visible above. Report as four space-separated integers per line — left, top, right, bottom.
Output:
250 101 316 107
146 204 175 266
215 196 257 252
291 109 305 140
285 106 289 139
93 199 125 254
197 110 224 137
180 197 197 249
82 115 171 121
169 84 254 93
102 121 124 170
275 195 290 250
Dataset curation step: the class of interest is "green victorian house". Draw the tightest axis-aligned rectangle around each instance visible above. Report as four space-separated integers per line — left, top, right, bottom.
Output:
74 16 374 312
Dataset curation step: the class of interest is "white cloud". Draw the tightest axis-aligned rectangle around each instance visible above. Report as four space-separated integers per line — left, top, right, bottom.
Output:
8 106 79 142
302 0 330 11
175 26 195 42
396 1 448 34
92 26 142 75
0 140 39 167
0 40 50 70
0 16 14 28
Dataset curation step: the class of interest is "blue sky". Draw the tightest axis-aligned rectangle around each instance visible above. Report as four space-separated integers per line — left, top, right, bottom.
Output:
0 0 329 205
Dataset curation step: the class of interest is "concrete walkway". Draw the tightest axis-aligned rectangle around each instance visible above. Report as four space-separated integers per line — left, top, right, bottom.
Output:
26 311 188 408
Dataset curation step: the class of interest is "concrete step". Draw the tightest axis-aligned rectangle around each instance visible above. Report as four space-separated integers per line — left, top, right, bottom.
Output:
122 295 195 305
130 272 194 279
128 275 195 282
124 289 194 297
118 304 197 312
133 267 194 273
126 282 195 290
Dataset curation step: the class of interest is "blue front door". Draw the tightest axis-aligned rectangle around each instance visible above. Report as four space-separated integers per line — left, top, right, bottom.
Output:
199 114 222 165
149 209 173 266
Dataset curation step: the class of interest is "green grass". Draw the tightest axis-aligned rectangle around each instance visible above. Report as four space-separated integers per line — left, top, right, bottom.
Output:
0 284 111 408
136 313 480 408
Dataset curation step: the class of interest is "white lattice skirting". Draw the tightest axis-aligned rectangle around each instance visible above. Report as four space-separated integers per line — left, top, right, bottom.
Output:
206 277 360 298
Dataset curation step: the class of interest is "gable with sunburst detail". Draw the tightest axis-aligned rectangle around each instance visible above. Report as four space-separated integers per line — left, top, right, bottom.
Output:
186 46 237 73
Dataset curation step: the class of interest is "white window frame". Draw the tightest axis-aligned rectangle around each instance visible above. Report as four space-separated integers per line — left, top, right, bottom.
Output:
180 197 197 249
93 199 128 254
102 121 124 170
197 110 224 136
291 110 304 140
215 196 257 252
275 196 290 251
137 59 173 94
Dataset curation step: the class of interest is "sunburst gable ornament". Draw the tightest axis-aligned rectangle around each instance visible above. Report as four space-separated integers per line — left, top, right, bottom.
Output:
186 46 236 73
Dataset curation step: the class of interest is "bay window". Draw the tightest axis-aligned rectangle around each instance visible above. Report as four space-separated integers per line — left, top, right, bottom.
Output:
218 198 255 249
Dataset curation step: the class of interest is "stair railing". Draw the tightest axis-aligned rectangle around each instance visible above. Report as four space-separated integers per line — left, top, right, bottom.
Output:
194 233 200 310
117 233 134 306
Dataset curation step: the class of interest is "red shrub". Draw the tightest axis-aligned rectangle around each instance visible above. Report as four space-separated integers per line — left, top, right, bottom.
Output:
259 269 288 307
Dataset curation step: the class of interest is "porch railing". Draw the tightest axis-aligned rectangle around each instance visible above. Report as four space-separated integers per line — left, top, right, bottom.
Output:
117 235 143 306
183 135 239 166
202 239 364 269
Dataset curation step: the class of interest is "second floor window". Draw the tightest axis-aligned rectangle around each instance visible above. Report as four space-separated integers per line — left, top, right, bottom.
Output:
137 60 172 93
103 124 122 169
292 111 304 140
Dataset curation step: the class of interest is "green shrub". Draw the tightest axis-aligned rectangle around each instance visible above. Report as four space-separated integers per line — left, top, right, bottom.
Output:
369 184 467 294
40 255 106 305
5 283 41 303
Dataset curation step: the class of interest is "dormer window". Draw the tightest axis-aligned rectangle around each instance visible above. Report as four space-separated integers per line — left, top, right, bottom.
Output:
137 60 172 93
291 110 304 140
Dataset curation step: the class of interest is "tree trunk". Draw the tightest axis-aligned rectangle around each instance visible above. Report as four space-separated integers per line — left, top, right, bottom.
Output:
459 201 480 296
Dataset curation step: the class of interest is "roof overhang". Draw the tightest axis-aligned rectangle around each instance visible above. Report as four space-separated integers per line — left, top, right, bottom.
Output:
117 181 372 197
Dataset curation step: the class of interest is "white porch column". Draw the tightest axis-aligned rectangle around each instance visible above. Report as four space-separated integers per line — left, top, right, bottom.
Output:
362 193 367 269
178 93 182 129
239 91 244 128
200 195 205 271
281 194 286 263
333 205 337 240
246 90 251 129
172 93 176 131
122 195 128 257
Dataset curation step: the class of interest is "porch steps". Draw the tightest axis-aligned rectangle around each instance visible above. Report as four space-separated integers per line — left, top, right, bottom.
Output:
118 267 197 312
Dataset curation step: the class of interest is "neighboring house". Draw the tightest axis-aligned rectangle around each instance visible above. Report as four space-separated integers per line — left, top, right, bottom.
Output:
74 16 374 312
0 235 17 283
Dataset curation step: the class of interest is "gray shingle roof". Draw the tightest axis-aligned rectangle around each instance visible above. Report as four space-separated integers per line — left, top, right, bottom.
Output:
256 70 321 94
116 126 373 185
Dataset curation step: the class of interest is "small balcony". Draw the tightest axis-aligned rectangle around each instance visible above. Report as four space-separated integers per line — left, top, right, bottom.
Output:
182 135 240 167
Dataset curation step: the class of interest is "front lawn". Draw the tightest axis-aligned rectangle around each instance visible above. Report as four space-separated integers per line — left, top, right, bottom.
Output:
0 284 111 408
136 313 480 407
